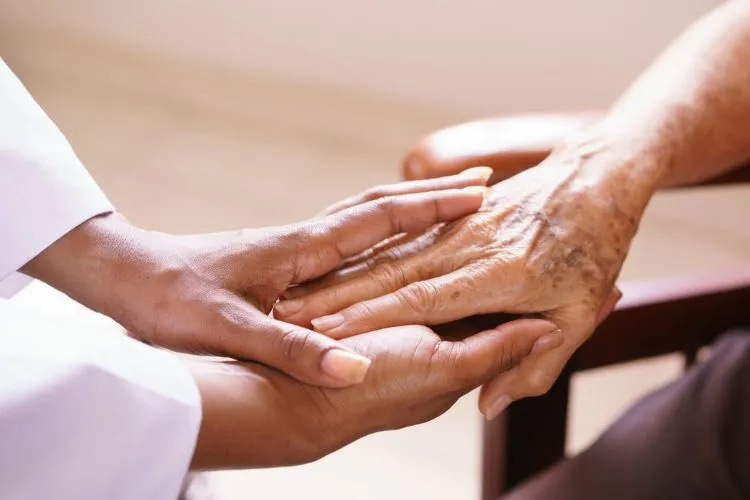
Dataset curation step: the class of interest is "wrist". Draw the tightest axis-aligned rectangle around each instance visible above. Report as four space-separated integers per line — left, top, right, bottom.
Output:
545 122 670 214
189 359 333 469
21 212 148 316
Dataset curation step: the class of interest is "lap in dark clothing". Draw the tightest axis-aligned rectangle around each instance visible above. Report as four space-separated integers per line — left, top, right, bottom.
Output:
505 331 750 500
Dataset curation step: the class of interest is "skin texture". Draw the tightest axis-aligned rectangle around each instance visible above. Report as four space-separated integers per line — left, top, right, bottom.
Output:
21 171 491 388
189 317 558 469
278 0 750 415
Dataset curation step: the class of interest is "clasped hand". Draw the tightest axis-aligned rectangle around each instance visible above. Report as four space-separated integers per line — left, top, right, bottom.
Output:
277 143 637 418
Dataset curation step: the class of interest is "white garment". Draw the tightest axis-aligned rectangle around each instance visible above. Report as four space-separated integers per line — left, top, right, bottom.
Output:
0 58 201 499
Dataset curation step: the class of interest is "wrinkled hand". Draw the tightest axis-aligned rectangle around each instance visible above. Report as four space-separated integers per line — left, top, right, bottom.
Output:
22 170 491 388
276 145 643 412
191 317 557 469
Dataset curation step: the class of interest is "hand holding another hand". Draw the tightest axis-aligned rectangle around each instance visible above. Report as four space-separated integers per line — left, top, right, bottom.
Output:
22 170 492 388
277 136 645 415
190 317 557 469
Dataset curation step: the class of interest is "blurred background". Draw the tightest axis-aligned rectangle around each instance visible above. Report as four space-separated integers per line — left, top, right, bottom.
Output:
2 0 748 498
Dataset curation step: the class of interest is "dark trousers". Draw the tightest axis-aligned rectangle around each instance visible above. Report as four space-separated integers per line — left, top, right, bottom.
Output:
506 332 750 500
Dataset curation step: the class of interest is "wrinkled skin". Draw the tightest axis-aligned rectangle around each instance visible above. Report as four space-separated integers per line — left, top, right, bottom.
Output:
191 317 557 469
276 140 644 414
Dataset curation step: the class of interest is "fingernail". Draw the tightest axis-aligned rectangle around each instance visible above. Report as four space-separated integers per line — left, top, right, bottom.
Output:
462 185 492 200
485 395 512 421
321 349 371 384
274 299 303 317
531 329 563 354
459 166 493 181
311 313 345 332
406 157 425 178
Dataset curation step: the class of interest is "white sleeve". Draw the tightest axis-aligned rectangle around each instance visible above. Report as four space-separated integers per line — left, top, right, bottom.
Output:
0 58 113 298
0 299 201 500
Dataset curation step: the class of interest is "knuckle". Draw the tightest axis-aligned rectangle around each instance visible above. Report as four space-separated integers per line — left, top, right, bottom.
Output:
368 262 408 291
527 371 556 396
435 343 472 386
495 342 527 373
397 281 439 314
348 300 378 323
373 196 400 223
275 326 317 365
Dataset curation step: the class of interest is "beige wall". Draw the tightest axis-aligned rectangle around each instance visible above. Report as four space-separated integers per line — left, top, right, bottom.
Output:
1 0 720 115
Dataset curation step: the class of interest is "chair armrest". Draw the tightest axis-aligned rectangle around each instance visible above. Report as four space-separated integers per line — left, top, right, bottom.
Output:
403 113 598 182
573 267 750 371
403 113 750 188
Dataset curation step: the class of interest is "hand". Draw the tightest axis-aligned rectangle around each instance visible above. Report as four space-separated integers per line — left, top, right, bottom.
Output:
189 317 557 469
276 138 648 410
21 171 491 388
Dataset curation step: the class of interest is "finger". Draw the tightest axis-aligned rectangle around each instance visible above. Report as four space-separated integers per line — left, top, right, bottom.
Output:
478 345 570 420
478 307 596 419
441 318 559 392
211 298 371 388
280 227 441 302
321 166 493 215
291 187 487 283
281 232 419 301
596 286 623 326
276 240 453 328
476 329 566 419
303 265 494 339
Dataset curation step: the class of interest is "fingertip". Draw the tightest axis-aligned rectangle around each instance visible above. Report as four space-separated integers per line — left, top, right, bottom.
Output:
429 186 487 221
458 166 494 183
403 154 427 180
494 318 559 339
477 371 515 415
483 395 513 421
273 299 304 318
311 313 345 333
461 185 492 201
320 348 372 385
530 329 564 355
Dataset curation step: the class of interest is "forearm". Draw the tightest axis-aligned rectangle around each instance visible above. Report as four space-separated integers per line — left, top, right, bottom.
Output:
187 359 326 470
584 0 750 192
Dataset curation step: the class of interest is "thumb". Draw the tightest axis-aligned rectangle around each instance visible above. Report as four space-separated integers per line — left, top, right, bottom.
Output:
445 318 559 391
214 302 372 388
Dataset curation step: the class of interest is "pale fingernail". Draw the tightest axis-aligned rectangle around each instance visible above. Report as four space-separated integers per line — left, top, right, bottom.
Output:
459 166 493 181
321 349 371 384
274 299 304 317
462 185 492 199
406 157 425 178
485 395 512 421
311 313 345 332
531 329 564 354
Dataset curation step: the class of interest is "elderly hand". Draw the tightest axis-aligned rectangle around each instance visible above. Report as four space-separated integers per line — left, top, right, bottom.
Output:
190 317 557 469
276 135 648 413
21 170 492 388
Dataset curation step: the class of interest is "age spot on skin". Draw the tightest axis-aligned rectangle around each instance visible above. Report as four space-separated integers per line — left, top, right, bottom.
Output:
451 291 461 300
